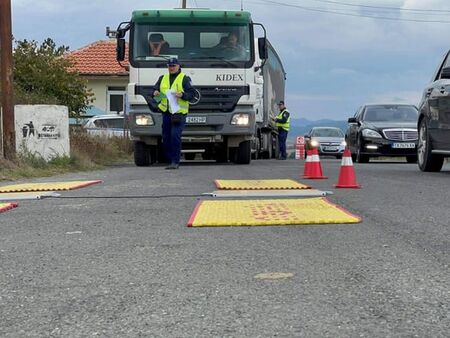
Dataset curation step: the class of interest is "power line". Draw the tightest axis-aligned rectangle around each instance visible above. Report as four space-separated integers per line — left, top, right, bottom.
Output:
256 0 450 23
306 0 450 13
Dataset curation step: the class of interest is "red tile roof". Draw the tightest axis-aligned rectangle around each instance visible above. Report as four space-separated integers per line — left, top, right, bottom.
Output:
66 40 129 76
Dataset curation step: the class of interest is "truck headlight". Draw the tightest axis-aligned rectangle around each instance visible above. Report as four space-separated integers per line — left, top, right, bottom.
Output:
135 114 154 126
231 113 249 126
362 129 382 138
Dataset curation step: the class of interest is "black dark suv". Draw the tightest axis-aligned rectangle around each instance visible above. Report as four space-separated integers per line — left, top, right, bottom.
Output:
346 104 418 163
417 49 450 172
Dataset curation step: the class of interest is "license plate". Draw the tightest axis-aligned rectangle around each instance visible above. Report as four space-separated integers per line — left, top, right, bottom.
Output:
186 116 206 124
323 146 338 151
392 143 416 149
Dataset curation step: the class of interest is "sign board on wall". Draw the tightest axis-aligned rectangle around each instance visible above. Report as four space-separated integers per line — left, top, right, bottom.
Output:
14 105 70 160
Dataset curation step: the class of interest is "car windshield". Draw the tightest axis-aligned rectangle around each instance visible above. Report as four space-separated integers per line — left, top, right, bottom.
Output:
312 128 344 137
364 106 418 122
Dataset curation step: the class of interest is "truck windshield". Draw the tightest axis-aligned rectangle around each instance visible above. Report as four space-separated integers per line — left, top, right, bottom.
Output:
132 23 251 65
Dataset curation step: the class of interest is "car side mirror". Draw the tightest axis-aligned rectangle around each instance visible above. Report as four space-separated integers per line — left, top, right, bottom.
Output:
348 117 358 124
441 66 450 79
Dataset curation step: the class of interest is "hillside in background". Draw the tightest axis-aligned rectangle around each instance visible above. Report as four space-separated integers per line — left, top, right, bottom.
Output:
288 118 348 140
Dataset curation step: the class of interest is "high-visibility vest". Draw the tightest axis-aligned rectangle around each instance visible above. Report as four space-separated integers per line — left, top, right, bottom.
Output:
276 109 290 131
158 73 189 114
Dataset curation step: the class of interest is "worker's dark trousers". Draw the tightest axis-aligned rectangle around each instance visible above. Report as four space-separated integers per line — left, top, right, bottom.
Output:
278 128 288 159
162 113 186 165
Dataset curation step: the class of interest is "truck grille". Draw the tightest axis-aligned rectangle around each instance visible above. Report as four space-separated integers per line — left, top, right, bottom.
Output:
136 85 249 113
191 86 249 113
382 129 418 141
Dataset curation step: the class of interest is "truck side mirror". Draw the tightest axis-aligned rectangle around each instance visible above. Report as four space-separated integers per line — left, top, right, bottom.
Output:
117 38 126 62
258 37 267 60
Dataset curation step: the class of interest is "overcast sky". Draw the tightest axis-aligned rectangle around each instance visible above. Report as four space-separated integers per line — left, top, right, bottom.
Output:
11 0 450 120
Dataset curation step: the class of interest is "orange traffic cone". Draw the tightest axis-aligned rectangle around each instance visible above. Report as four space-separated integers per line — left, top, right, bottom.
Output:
304 148 327 179
302 150 313 178
334 148 361 188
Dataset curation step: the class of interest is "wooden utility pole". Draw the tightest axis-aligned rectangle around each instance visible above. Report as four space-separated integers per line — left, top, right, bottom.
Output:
182 0 187 9
0 0 16 160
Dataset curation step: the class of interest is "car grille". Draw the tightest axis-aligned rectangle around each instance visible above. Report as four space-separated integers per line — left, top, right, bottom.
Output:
382 129 418 141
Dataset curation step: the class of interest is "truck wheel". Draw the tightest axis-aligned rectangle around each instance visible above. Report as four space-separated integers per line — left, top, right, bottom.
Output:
236 140 251 164
272 136 279 159
418 118 444 172
134 141 151 166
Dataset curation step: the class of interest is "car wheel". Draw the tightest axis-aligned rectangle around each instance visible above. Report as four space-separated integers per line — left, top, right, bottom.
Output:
417 118 444 172
356 137 369 163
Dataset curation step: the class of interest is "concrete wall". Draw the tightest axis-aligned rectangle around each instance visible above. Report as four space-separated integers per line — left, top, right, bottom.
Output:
15 105 70 161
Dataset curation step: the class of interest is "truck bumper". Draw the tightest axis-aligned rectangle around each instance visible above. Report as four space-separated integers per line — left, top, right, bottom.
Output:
129 108 255 147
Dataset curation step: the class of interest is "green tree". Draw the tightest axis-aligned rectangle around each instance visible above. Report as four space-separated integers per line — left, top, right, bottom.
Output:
12 38 93 116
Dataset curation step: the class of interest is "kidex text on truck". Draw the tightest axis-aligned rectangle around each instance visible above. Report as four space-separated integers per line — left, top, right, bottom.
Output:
116 9 286 165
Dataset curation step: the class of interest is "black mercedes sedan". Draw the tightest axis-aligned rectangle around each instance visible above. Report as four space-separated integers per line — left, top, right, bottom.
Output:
345 104 419 163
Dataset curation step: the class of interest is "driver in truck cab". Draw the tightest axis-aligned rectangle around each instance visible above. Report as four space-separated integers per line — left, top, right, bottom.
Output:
152 57 196 170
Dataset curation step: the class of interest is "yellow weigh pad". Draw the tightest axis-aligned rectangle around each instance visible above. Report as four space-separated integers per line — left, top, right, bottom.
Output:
0 180 102 193
214 179 311 190
188 197 361 227
0 202 18 213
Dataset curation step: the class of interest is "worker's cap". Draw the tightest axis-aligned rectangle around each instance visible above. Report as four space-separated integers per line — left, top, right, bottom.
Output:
167 57 180 65
277 100 285 106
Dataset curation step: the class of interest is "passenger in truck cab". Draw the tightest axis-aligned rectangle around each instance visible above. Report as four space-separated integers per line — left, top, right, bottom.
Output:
216 32 245 58
148 33 170 56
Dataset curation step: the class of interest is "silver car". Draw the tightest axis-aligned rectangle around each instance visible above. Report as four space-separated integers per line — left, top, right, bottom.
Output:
83 114 129 138
305 127 346 159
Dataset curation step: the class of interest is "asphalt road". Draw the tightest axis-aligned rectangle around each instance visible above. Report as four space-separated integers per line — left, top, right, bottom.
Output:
1 158 449 337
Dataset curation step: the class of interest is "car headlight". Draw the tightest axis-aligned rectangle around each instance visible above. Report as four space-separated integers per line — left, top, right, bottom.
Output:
341 140 347 146
135 114 154 126
310 140 319 147
231 113 249 126
362 129 382 138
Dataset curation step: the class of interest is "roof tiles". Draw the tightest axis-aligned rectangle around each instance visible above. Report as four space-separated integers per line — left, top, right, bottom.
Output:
66 40 129 76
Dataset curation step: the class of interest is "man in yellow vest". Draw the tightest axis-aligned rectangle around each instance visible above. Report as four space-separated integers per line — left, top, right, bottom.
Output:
153 58 196 169
275 100 290 160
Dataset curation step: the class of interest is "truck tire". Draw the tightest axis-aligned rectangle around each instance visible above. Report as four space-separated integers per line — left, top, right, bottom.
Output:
236 140 251 164
272 136 279 159
418 118 444 172
134 141 151 166
260 136 272 159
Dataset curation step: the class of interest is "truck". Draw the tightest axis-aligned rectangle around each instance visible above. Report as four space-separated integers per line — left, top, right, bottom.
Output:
115 8 286 165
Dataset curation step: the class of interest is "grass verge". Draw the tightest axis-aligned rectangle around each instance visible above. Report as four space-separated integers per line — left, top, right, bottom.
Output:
0 128 133 181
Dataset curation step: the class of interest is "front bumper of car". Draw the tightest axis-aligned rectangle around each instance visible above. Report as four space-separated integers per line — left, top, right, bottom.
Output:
360 137 417 156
